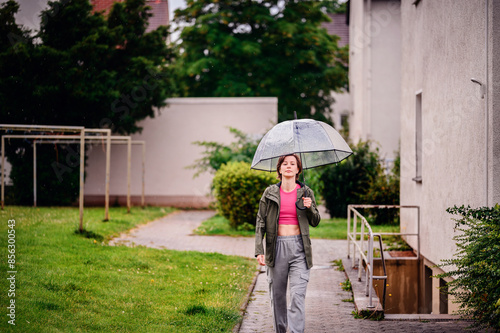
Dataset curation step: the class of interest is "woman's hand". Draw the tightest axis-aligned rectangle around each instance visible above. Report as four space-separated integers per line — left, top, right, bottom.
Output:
302 197 312 209
257 254 266 266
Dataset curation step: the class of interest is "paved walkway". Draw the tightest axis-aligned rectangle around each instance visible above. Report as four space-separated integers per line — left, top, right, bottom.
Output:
110 210 475 333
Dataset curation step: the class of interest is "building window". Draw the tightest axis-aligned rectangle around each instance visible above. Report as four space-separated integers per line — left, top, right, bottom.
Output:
413 91 423 183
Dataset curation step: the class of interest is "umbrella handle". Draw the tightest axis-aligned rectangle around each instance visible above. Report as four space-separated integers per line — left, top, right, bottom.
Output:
295 188 309 210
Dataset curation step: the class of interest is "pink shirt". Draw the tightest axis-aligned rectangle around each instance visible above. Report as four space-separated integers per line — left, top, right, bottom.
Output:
279 184 299 225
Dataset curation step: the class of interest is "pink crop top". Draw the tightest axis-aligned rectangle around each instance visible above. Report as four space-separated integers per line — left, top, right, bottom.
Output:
279 184 299 225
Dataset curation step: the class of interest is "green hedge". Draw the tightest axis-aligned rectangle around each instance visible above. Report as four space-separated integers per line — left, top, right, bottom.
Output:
437 205 500 331
212 161 276 230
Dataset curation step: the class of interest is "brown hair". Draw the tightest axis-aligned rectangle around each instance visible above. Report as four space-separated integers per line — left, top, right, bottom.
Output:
276 154 302 181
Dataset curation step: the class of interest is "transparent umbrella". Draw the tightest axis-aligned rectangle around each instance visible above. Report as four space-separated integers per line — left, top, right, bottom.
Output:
251 118 352 171
251 118 353 209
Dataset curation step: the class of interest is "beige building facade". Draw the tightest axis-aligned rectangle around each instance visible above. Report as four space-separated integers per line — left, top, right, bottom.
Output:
84 97 277 208
349 0 500 315
400 0 500 311
348 0 401 161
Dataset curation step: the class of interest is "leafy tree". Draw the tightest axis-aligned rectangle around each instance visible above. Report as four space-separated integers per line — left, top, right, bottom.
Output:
173 0 348 123
0 0 176 205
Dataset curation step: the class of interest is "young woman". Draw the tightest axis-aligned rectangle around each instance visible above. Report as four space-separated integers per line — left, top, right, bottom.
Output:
255 154 321 333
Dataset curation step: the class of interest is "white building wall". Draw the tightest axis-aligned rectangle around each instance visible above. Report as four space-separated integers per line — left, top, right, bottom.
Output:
330 89 351 131
349 0 401 160
400 0 489 269
84 97 278 208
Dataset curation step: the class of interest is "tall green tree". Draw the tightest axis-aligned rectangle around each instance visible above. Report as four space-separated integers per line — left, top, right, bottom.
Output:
0 0 176 205
173 0 348 123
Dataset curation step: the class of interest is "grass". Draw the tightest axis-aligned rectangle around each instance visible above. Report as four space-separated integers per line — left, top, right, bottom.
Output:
332 259 345 271
0 206 257 332
194 214 255 237
194 214 400 240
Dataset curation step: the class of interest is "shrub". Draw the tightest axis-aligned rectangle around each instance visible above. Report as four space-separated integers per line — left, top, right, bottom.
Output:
359 150 400 225
436 205 500 331
212 161 276 229
320 141 380 218
320 141 400 224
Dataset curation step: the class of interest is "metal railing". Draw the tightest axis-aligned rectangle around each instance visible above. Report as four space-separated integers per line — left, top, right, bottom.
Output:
347 204 420 309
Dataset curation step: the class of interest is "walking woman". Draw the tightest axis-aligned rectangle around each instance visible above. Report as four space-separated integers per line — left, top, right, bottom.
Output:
255 154 321 333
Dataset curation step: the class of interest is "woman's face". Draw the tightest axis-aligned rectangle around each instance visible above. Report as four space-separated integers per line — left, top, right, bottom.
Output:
280 155 299 179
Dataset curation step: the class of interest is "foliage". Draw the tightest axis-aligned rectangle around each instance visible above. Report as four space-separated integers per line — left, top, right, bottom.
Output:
173 0 348 123
320 141 400 224
300 166 325 205
436 205 500 331
340 279 352 292
0 206 256 332
321 0 348 14
359 149 400 225
189 127 261 177
320 141 381 218
0 0 176 205
212 161 276 229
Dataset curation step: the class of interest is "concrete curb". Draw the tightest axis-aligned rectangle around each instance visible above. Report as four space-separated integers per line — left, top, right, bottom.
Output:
233 265 265 333
342 257 384 316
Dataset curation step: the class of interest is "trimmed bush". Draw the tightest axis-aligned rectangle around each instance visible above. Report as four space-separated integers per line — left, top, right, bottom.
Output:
437 205 500 331
212 161 276 230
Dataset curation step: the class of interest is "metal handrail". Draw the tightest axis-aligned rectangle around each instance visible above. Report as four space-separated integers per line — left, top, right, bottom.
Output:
347 204 420 309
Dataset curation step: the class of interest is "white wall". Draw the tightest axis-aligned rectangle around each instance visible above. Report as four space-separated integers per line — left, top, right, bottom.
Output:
84 97 278 208
348 0 401 160
400 0 489 269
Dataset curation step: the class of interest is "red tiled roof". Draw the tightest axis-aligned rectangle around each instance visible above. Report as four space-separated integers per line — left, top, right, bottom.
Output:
90 0 168 31
322 13 349 47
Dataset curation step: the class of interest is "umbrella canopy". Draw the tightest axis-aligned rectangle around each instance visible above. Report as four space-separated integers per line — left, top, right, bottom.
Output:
251 119 352 172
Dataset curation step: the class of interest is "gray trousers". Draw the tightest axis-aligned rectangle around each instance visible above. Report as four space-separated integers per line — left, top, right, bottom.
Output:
267 235 310 333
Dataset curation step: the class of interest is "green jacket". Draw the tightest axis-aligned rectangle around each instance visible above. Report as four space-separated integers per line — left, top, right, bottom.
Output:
254 181 321 269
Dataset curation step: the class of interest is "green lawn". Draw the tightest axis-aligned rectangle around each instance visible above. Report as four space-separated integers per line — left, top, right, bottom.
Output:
194 214 400 240
0 206 257 332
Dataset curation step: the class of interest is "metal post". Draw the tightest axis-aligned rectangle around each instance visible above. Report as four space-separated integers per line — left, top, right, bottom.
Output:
358 221 365 281
368 234 374 307
366 233 372 296
33 142 37 207
104 132 111 221
1 136 4 210
347 206 351 259
79 130 85 233
141 141 145 209
352 214 357 268
127 138 131 213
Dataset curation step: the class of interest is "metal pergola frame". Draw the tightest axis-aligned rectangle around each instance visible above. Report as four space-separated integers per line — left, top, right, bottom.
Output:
24 136 145 211
0 124 88 232
1 133 146 217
